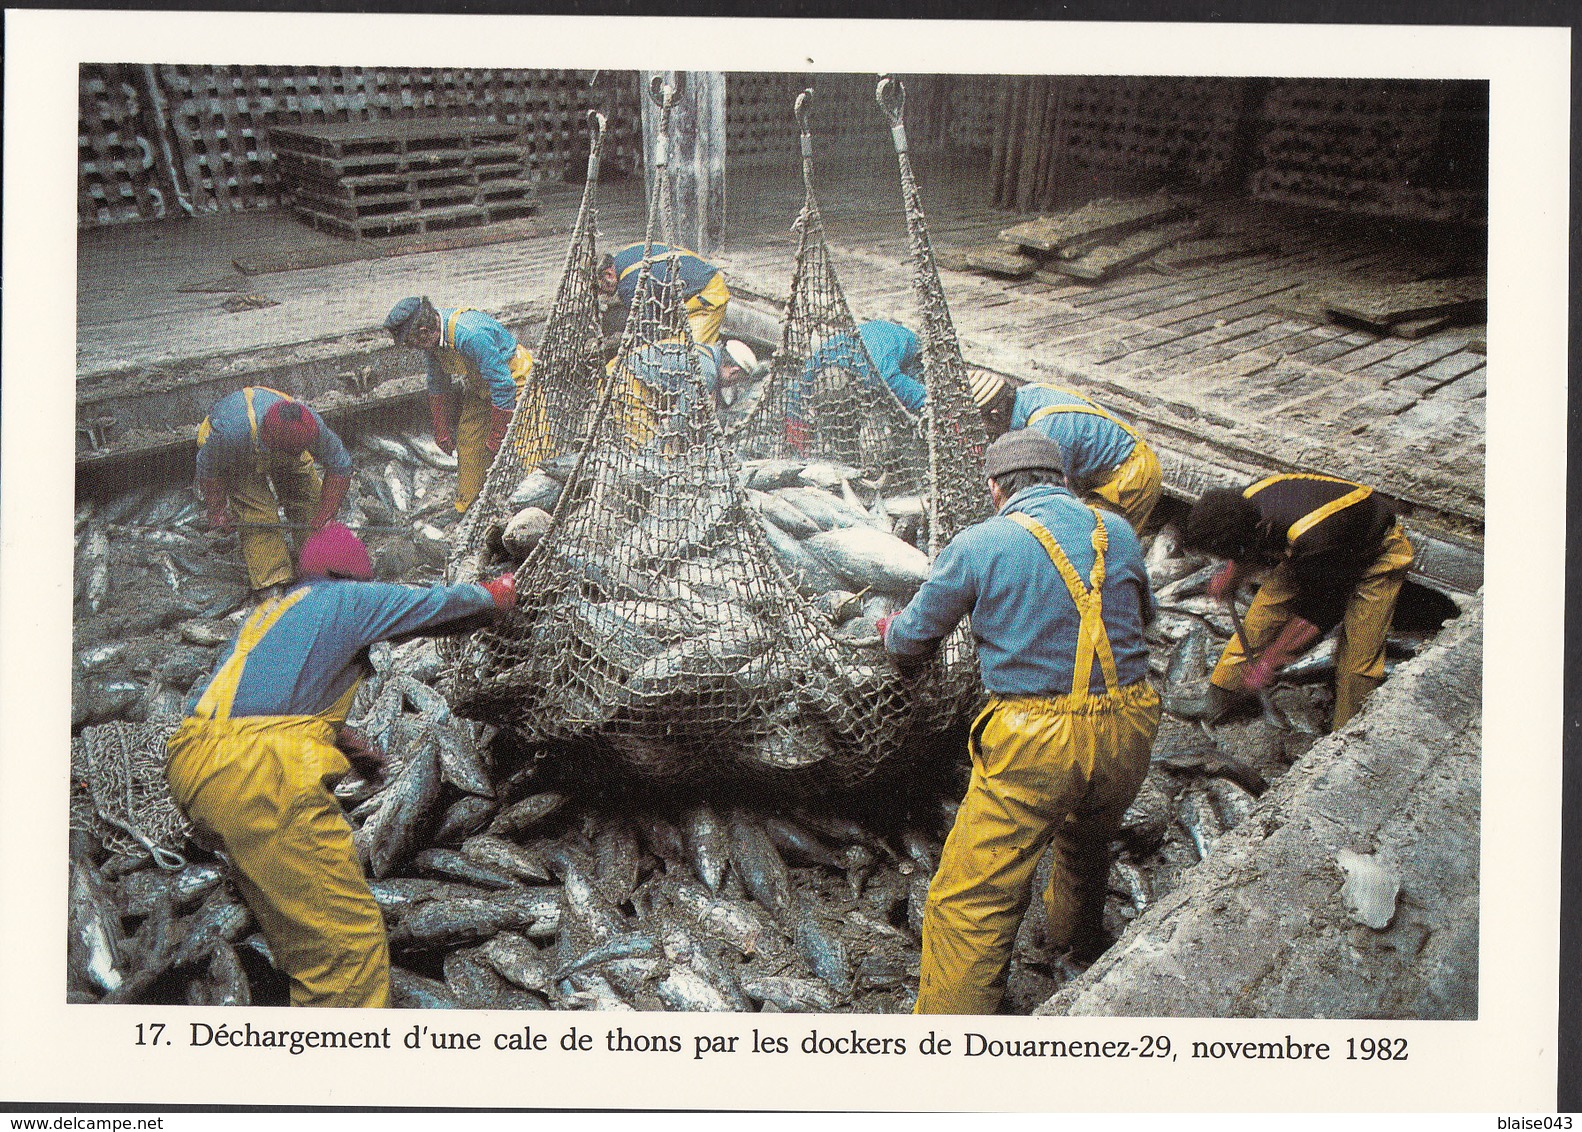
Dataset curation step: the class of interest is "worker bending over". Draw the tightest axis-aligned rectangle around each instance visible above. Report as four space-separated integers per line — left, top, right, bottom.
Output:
1181 474 1414 731
164 523 517 1008
196 387 353 596
385 296 549 513
599 242 731 348
609 336 757 449
880 430 1160 1014
970 371 1163 534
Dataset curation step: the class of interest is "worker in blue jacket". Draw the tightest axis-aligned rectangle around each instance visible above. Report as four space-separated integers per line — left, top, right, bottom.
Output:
385 297 550 513
165 523 516 1008
196 387 353 595
607 336 757 448
599 242 731 347
878 429 1160 1014
969 371 1163 534
785 319 925 455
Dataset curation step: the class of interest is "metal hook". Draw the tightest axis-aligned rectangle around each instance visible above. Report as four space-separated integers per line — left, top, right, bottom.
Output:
794 89 813 132
648 73 683 107
585 109 607 137
876 74 905 121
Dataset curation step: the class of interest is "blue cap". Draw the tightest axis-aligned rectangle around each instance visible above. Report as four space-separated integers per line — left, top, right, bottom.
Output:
385 296 429 341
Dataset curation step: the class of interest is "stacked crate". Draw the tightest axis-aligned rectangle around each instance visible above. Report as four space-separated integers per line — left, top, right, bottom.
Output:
269 118 539 238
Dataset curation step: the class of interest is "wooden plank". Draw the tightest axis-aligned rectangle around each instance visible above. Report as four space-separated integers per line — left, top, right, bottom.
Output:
996 190 1191 253
936 243 1038 277
1322 275 1486 326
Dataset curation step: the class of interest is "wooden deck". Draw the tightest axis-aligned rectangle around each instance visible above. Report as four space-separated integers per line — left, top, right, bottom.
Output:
76 149 1485 558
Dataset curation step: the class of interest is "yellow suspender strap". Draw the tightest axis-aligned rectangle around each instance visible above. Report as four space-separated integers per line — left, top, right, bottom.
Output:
242 386 294 457
1242 474 1373 543
1024 390 1142 442
443 307 479 350
1006 509 1118 702
193 587 312 721
244 386 262 456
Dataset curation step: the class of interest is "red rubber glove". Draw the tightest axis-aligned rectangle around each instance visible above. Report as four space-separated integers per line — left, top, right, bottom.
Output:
310 472 350 531
1242 655 1278 691
784 417 810 457
487 405 515 455
428 394 457 456
875 613 896 643
482 570 517 611
1206 562 1241 601
199 478 233 535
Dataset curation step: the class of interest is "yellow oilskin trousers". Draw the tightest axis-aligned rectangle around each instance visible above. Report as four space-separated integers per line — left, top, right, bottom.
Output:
197 386 322 591
1210 522 1414 729
1090 439 1162 535
915 684 1160 1014
1025 391 1161 534
684 272 730 346
164 592 389 1008
230 453 321 590
438 308 544 512
916 506 1159 1015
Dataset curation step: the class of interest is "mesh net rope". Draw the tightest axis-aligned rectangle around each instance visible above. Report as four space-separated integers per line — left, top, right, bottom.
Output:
71 721 190 865
443 80 990 793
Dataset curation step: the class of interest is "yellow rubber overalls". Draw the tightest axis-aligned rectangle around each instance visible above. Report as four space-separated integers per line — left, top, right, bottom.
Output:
1209 474 1414 730
615 249 731 346
196 386 322 590
915 507 1160 1015
434 308 549 513
1024 385 1163 533
165 588 390 1008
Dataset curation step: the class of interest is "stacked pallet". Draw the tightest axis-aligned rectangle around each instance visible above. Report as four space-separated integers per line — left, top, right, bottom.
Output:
941 191 1204 284
269 118 540 238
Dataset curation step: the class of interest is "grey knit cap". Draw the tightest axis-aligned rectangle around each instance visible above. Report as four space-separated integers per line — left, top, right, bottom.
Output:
982 429 1067 479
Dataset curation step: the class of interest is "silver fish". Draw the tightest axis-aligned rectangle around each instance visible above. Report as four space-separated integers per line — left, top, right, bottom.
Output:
362 434 416 463
206 941 251 1007
773 486 877 531
655 962 739 1012
742 458 808 491
76 642 129 675
1207 776 1258 830
84 525 111 614
756 516 844 594
685 804 730 893
390 967 464 1009
1110 858 1151 914
803 525 930 598
793 908 852 995
1176 784 1224 861
462 834 553 884
592 819 642 907
401 431 459 471
558 972 635 1011
68 860 126 995
384 462 411 513
413 847 522 890
1155 564 1218 604
168 893 253 971
561 865 629 945
727 812 794 922
488 792 570 840
356 733 443 879
748 488 822 539
433 795 500 845
434 719 493 799
508 469 563 512
444 949 547 1010
479 931 556 995
554 931 659 979
667 879 786 959
387 894 557 950
762 816 843 869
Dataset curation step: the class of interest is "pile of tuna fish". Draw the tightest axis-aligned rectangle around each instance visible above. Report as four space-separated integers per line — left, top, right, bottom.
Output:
69 425 1434 1012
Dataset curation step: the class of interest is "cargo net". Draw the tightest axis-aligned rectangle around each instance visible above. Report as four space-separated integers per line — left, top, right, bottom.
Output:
443 82 987 793
446 111 612 588
70 721 190 867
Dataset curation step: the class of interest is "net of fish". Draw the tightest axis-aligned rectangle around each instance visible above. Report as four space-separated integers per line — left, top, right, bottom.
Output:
72 721 191 864
443 81 988 791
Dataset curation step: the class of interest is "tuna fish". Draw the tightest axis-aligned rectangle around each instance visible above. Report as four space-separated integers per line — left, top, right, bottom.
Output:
803 525 931 599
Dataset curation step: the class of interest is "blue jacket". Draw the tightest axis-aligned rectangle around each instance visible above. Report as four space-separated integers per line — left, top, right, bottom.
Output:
884 483 1154 696
427 308 525 410
610 243 720 307
195 388 353 481
804 321 926 415
186 579 498 717
1012 384 1139 487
